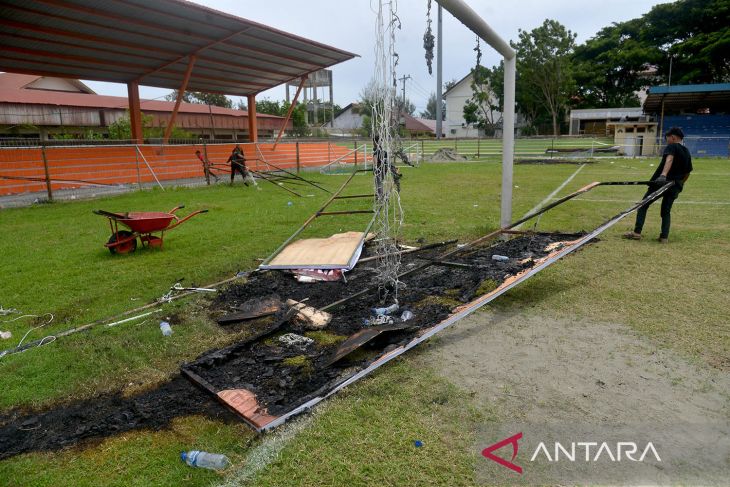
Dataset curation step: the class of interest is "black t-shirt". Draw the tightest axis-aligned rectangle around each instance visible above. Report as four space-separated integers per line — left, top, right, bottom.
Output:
652 143 692 181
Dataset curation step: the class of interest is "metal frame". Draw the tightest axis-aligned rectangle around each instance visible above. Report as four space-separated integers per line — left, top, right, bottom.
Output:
259 166 375 270
188 181 675 432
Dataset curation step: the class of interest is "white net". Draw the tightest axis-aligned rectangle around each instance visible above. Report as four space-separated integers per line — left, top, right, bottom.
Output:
371 0 403 303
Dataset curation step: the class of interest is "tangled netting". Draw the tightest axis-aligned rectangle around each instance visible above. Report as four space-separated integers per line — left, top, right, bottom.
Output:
371 0 403 303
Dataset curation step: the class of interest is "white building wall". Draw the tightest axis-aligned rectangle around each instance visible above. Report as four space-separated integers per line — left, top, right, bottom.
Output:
332 107 364 130
444 74 502 138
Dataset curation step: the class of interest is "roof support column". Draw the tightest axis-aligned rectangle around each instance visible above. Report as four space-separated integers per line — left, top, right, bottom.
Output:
127 81 143 144
163 55 196 144
247 94 258 142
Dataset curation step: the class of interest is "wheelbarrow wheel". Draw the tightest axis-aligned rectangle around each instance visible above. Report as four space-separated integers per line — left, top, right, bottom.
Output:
108 231 137 255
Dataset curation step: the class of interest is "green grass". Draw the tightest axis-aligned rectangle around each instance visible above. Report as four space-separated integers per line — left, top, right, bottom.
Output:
1 157 728 485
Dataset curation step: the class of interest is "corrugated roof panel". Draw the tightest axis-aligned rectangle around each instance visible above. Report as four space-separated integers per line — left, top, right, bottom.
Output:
0 0 357 96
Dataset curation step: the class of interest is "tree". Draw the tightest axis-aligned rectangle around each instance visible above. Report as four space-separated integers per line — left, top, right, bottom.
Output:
420 92 445 120
164 91 233 108
640 0 730 84
444 78 459 92
281 101 309 137
107 112 191 140
395 97 416 116
572 20 660 109
255 98 284 116
462 65 503 135
513 19 577 135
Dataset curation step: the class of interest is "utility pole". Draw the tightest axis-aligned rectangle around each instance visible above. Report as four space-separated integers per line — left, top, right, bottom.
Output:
398 74 411 111
436 5 443 138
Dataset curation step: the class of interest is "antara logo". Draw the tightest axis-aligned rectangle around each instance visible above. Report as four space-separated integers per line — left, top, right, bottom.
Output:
482 433 661 474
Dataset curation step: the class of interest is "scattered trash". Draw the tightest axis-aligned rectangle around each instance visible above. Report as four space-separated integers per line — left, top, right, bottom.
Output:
491 255 509 262
278 333 314 349
180 450 230 470
287 201 293 206
286 299 332 330
473 204 479 207
292 269 344 282
0 331 11 340
400 310 414 322
371 302 399 316
0 305 18 316
364 315 394 326
160 282 217 303
159 321 173 336
414 440 424 448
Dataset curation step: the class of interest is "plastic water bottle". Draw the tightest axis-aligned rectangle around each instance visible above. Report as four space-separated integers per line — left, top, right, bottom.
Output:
180 450 230 470
371 303 399 316
159 321 172 336
491 255 509 262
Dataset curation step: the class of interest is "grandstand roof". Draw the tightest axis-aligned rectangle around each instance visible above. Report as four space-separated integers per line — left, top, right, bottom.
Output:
0 0 357 97
644 83 730 113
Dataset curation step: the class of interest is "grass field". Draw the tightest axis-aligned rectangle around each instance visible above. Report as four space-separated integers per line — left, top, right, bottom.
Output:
1 156 728 486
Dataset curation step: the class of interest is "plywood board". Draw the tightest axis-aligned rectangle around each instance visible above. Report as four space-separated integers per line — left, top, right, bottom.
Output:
262 231 366 270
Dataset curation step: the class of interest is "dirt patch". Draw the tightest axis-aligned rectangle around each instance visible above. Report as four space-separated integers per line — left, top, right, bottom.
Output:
426 148 468 162
423 311 730 484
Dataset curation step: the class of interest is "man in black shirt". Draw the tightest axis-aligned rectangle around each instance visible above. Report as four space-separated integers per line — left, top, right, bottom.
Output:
624 127 693 243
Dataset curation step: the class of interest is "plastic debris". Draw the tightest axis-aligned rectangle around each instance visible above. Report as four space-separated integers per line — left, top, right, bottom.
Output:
400 310 414 322
0 331 11 340
159 321 173 336
414 440 424 448
278 333 314 349
181 450 230 470
491 255 509 262
371 302 399 316
364 315 394 326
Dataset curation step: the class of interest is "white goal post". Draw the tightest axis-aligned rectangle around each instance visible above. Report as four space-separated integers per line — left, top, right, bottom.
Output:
436 0 516 228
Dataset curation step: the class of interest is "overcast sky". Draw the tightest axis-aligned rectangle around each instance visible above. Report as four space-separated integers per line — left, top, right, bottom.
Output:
85 0 671 115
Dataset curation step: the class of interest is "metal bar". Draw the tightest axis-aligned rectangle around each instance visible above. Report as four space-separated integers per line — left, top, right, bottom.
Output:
318 210 374 216
40 145 53 201
163 55 196 144
333 194 373 199
357 239 457 263
259 167 361 266
256 146 331 194
249 170 302 197
135 145 164 190
273 76 307 149
436 0 515 58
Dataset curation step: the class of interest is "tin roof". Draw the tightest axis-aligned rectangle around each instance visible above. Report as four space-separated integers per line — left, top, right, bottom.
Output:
644 83 730 113
0 74 282 118
0 0 357 97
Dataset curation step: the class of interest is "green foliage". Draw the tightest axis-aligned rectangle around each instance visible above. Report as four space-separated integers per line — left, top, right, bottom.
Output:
572 20 655 108
463 65 503 136
107 112 192 140
420 92 445 120
512 19 577 136
255 98 284 116
164 91 233 108
281 101 309 137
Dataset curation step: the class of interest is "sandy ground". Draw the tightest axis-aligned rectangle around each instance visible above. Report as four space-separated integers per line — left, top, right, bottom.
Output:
422 310 730 486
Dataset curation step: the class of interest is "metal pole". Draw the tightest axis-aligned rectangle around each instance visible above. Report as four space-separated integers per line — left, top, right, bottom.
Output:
296 141 301 174
134 145 142 189
436 5 443 139
501 55 516 228
41 145 53 201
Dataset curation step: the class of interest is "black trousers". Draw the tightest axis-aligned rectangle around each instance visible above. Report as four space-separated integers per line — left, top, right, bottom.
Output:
633 183 682 238
230 162 247 183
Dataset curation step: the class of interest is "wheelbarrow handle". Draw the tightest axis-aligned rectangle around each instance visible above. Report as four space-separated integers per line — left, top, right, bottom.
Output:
169 204 186 214
165 208 208 230
93 209 128 219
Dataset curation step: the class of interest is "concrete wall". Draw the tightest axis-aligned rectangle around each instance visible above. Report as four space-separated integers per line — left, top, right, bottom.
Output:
332 107 364 130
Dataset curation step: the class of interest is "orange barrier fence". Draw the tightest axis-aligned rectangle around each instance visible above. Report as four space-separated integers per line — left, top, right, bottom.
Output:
0 142 361 197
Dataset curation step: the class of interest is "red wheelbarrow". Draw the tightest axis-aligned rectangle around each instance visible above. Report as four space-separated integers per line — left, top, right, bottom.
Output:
93 205 208 254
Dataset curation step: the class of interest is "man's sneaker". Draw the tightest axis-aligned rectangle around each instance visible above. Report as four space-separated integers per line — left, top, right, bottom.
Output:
658 237 668 244
622 231 642 240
